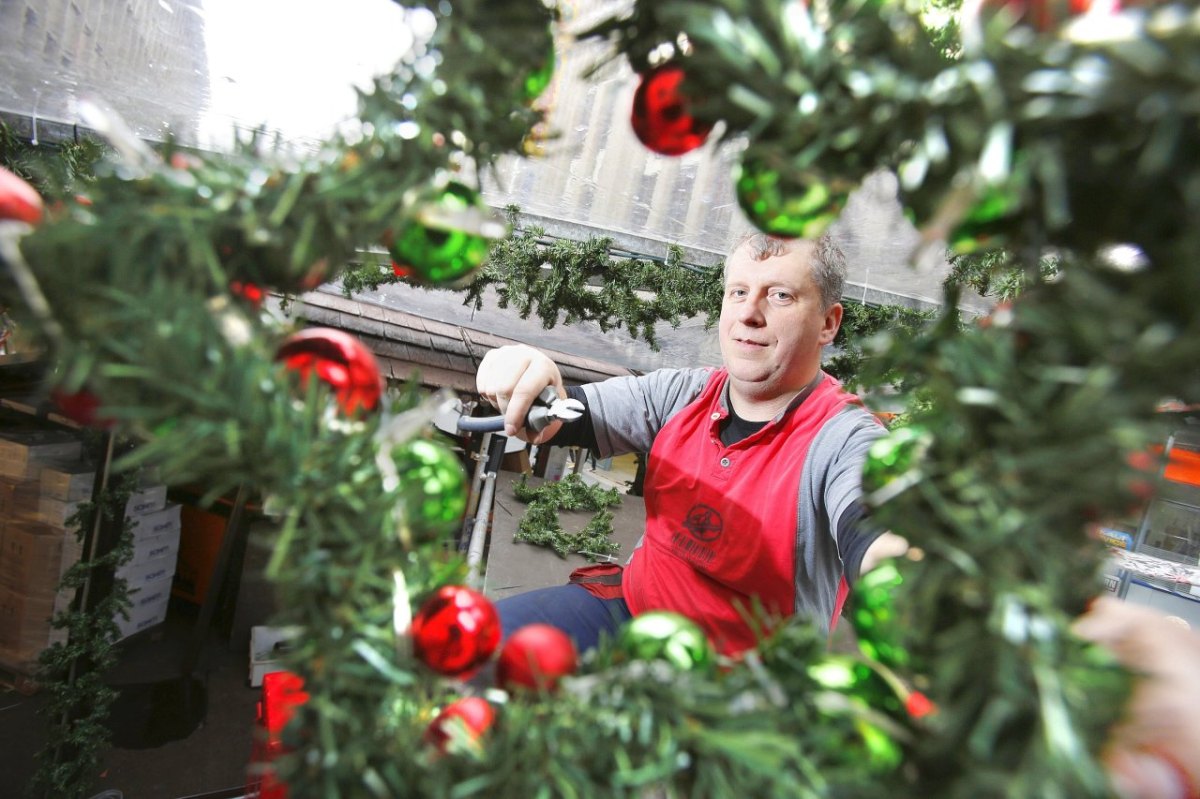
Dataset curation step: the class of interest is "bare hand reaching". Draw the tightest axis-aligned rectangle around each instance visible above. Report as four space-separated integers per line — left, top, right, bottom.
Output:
1073 597 1200 799
475 344 567 444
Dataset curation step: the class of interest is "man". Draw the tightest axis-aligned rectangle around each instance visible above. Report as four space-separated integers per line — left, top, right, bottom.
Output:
476 232 906 656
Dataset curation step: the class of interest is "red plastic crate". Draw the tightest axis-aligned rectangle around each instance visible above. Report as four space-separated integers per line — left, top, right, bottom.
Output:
248 670 308 799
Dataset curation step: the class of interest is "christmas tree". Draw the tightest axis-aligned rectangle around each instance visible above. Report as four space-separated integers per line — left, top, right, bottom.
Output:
3 0 1198 796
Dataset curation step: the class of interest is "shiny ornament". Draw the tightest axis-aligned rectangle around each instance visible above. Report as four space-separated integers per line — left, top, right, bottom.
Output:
0 166 44 225
230 280 265 309
630 64 712 156
809 656 904 716
51 387 113 429
495 623 577 692
393 438 468 541
423 696 496 754
862 425 932 506
616 611 715 672
412 586 502 677
948 184 1022 255
904 690 937 719
735 154 843 238
523 36 555 102
388 182 495 285
275 327 383 415
850 561 909 670
808 656 906 770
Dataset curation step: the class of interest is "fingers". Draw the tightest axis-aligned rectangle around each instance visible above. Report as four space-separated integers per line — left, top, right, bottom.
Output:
1075 598 1200 794
475 345 564 441
1074 598 1200 673
1106 748 1194 799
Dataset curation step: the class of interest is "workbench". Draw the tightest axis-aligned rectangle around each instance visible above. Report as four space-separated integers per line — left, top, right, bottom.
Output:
482 472 645 600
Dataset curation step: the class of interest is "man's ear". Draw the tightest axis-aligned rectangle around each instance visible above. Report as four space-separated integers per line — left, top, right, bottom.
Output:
819 302 843 345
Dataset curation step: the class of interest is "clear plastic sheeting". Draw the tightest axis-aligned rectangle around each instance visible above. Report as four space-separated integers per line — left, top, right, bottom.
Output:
0 0 409 151
0 0 986 313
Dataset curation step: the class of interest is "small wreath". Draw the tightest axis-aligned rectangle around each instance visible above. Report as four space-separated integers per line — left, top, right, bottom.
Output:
512 473 622 560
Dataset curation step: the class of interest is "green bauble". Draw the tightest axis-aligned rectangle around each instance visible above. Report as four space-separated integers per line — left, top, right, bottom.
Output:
948 183 1021 255
394 439 468 541
861 425 931 504
616 611 715 672
807 655 905 771
523 33 555 102
389 182 494 285
850 561 909 671
734 151 842 238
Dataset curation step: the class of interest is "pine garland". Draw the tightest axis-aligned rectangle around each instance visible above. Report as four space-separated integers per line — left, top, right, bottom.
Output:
1 1 1198 797
512 473 621 560
28 457 138 799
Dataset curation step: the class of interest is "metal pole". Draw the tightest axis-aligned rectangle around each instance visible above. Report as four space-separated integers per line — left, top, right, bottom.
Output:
465 475 498 589
465 435 506 588
457 432 491 552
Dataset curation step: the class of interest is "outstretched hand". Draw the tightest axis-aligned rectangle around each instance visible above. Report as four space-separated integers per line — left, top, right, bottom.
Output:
1073 597 1200 799
475 344 567 445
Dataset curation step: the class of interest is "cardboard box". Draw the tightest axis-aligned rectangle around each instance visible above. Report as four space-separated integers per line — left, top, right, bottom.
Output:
126 525 182 567
129 504 182 542
115 555 179 591
38 459 96 502
24 495 87 528
126 484 168 517
0 522 82 595
249 625 301 687
114 576 173 640
0 585 73 659
0 476 40 521
0 430 82 479
25 485 172 528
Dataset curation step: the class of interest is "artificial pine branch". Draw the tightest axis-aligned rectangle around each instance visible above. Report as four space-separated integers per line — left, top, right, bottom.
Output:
512 474 621 560
3 0 1199 797
28 460 139 799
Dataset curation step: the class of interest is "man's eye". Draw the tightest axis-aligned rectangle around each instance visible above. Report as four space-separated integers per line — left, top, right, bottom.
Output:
772 291 793 302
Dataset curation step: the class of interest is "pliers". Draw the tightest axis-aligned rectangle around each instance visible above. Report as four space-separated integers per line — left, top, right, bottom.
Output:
457 385 584 434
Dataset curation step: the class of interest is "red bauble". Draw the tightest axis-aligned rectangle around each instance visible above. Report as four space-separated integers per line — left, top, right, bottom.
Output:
0 166 44 225
275 327 383 415
904 690 937 720
495 623 577 693
411 586 501 677
423 696 496 753
630 65 712 156
51 387 113 429
230 280 266 309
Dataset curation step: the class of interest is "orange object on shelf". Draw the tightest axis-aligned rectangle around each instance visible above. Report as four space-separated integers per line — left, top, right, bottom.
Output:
1164 447 1200 488
1144 444 1200 489
171 505 228 605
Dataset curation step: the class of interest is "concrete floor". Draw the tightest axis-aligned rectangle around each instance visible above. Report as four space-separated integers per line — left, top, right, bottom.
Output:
2 598 264 799
2 513 280 799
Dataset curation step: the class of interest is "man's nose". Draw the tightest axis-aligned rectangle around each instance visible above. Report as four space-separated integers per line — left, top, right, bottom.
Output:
736 295 766 325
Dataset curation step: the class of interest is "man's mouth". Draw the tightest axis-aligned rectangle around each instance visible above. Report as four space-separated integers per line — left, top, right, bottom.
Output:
734 337 767 347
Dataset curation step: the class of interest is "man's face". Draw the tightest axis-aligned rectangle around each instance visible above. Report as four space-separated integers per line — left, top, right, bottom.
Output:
718 240 842 407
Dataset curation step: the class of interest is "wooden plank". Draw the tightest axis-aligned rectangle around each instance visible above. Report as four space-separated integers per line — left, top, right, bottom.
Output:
482 472 645 601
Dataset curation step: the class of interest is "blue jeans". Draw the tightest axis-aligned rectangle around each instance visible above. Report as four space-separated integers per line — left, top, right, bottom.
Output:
495 584 632 654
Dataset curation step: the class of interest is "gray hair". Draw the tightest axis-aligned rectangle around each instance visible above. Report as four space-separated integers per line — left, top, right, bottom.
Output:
730 232 847 310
